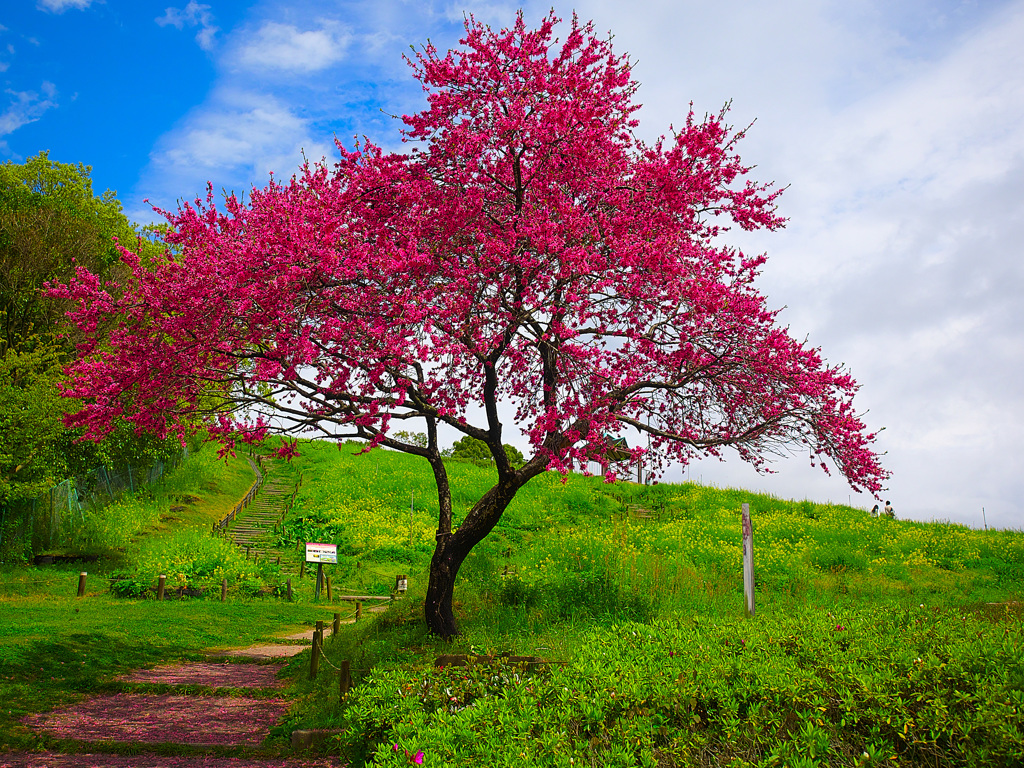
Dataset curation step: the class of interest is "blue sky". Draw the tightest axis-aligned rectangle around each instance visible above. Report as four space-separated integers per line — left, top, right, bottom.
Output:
4 0 1024 528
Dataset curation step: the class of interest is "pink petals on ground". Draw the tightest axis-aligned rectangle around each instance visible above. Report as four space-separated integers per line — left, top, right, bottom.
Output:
23 694 290 746
118 662 286 689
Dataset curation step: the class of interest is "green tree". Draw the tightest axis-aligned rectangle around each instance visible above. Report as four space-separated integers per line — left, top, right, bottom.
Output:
0 151 145 357
0 344 67 504
449 436 524 469
0 153 174 503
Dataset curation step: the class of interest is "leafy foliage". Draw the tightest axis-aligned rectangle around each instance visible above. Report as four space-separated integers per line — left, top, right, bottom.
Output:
448 436 524 468
0 344 68 504
337 609 1024 767
0 153 176 507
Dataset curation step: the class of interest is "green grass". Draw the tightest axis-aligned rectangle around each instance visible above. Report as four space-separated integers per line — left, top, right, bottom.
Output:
273 441 1024 767
2 438 1023 766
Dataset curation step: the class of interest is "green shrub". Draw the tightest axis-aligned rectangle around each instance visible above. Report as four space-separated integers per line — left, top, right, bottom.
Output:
108 572 148 599
545 569 656 622
810 541 869 573
497 573 540 608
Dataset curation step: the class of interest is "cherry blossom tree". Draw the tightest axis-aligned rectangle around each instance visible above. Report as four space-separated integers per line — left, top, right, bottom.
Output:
54 13 887 638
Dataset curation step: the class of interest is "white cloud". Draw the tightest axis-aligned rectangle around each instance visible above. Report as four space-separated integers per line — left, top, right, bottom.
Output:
138 89 333 221
37 0 94 12
156 1 220 51
550 0 1024 526
233 20 351 73
0 85 58 137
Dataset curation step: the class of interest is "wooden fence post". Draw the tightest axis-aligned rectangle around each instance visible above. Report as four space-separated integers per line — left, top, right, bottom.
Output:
325 574 332 602
77 572 87 598
157 574 166 601
221 578 227 602
742 503 755 617
309 621 323 680
333 612 341 635
355 601 362 622
339 659 351 698
286 578 293 602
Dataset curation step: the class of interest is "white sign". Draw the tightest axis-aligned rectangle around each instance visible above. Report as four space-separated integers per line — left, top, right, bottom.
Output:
305 542 338 564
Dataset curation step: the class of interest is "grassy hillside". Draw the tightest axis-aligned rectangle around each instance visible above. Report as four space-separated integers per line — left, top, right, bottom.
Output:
2 439 1021 765
282 440 1022 616
276 441 1024 767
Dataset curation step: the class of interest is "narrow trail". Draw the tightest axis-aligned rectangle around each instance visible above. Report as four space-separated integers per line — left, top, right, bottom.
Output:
1 456 356 768
3 629 345 768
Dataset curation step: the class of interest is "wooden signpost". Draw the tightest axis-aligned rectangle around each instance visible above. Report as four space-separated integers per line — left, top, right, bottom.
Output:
305 542 337 601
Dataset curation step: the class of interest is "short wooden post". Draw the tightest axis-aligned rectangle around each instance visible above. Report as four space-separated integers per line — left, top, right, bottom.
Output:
333 612 341 636
299 560 305 580
286 578 293 602
339 659 352 698
221 578 228 602
355 601 362 622
742 503 756 617
276 556 280 566
157 574 166 601
246 546 251 560
77 572 87 598
309 621 323 679
325 575 333 602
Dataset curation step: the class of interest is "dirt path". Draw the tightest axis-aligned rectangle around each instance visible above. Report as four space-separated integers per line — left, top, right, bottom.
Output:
2 631 344 768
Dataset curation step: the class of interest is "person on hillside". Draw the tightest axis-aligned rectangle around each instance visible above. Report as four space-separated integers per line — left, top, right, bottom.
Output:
870 504 879 517
884 501 895 518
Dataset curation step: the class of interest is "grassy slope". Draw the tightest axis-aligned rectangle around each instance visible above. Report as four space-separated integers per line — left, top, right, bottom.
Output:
277 441 1024 768
2 440 1022 765
0 444 333 754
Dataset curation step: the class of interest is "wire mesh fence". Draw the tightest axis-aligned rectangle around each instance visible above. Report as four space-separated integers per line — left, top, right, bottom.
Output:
0 446 189 563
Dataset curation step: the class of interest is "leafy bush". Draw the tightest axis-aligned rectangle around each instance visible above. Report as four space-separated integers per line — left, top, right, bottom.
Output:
108 572 148 599
546 568 656 622
447 436 524 468
497 573 540 608
337 607 1024 767
810 541 869 573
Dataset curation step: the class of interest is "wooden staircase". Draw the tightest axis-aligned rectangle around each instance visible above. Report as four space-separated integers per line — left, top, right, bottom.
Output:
217 456 300 566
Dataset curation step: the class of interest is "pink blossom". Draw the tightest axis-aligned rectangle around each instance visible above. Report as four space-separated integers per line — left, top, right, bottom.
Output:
52 11 888 639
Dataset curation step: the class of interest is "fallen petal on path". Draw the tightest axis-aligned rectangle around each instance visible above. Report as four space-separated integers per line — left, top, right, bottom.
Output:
23 694 290 746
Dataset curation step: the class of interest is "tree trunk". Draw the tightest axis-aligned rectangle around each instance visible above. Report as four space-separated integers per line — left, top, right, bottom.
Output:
423 462 546 638
424 531 470 638
422 430 571 638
